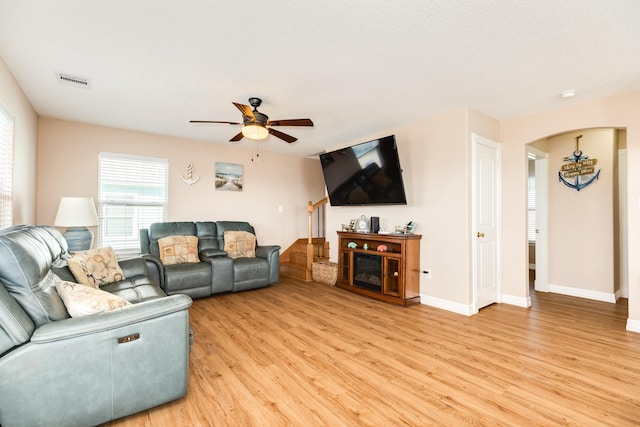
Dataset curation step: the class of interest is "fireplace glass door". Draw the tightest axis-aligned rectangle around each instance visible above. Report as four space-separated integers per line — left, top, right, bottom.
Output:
384 258 400 296
353 252 382 292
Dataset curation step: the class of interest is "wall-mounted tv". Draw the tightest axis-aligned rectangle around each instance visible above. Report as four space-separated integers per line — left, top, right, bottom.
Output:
319 135 407 206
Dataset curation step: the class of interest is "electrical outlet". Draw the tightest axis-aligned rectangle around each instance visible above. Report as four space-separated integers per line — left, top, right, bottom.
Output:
422 270 431 279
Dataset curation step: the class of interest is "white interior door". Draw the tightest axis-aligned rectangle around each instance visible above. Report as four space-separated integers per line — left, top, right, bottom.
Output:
619 148 628 297
528 147 549 293
472 134 501 311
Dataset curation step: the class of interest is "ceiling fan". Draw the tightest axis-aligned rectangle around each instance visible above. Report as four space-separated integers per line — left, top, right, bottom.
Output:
190 97 314 143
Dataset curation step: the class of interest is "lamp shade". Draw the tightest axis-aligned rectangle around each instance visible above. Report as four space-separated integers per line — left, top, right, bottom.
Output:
54 197 100 251
241 123 269 140
54 197 99 227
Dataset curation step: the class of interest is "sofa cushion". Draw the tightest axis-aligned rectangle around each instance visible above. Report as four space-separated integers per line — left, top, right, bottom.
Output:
158 235 199 265
55 279 131 318
216 221 256 245
68 247 125 288
21 225 69 266
0 283 35 355
148 222 196 256
0 229 70 327
223 231 256 259
100 276 167 303
163 262 211 291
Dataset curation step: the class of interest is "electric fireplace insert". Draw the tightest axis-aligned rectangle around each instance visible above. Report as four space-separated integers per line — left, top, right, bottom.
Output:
353 252 382 291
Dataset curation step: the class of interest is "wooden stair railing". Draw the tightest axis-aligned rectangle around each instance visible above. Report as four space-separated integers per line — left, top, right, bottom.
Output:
280 197 329 281
306 196 328 276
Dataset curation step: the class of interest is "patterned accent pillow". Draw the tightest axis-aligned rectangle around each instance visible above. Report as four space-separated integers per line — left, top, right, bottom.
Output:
223 231 256 259
158 235 199 265
56 279 131 318
68 246 125 288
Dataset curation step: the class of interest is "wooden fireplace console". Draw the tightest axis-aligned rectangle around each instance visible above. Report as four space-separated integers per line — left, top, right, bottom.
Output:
336 231 422 306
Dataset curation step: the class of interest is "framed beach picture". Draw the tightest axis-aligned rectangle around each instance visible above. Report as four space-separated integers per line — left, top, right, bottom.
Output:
215 162 243 191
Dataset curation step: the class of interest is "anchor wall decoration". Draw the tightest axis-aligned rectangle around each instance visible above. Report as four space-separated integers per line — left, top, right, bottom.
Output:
558 135 601 191
180 163 201 186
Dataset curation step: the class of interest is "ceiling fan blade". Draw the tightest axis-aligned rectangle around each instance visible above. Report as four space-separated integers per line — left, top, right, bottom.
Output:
229 132 244 142
269 128 297 143
233 102 255 120
267 118 314 127
190 120 242 125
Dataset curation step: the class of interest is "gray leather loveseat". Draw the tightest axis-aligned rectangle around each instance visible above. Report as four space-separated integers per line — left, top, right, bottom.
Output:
140 221 280 299
0 225 193 427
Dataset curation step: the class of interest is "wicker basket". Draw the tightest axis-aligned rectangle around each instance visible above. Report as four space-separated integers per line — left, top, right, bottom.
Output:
312 261 338 286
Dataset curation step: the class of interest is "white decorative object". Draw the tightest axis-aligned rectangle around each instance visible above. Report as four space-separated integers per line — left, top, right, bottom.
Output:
180 163 200 186
355 215 369 233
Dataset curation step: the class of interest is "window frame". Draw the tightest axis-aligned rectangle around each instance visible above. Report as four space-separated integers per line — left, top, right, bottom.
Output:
0 102 14 230
97 152 168 257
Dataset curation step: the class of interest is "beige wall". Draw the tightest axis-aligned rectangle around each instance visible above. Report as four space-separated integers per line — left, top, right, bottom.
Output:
37 118 326 251
547 129 616 295
325 107 499 312
0 58 38 224
501 89 640 330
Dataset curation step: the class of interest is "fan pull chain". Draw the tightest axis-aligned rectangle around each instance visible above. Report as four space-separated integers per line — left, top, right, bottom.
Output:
251 143 260 162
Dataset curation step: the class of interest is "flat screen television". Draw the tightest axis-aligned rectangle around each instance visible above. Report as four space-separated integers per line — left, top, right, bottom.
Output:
319 135 407 206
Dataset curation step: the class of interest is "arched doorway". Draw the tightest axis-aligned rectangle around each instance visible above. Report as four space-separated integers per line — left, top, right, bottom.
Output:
526 128 627 304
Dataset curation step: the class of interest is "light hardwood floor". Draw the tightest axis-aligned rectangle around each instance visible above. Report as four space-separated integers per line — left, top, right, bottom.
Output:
106 277 640 426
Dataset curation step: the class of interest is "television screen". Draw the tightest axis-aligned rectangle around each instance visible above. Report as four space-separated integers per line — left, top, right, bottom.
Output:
319 135 407 206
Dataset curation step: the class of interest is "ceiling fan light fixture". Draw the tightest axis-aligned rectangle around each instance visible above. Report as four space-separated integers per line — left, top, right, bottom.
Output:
242 123 269 140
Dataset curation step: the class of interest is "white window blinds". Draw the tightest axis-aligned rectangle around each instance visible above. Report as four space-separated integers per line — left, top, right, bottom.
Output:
0 103 14 230
98 152 168 257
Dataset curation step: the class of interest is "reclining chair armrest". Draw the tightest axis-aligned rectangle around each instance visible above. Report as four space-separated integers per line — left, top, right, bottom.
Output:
141 254 165 289
200 255 233 294
256 245 280 260
256 245 281 284
139 228 151 254
118 256 148 278
31 294 192 343
199 248 228 258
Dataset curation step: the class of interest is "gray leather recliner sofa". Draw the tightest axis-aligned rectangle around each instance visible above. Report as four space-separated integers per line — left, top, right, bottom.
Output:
0 225 193 427
139 221 280 299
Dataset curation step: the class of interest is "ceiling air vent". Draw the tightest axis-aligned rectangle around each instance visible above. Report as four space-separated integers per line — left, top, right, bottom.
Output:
57 72 90 89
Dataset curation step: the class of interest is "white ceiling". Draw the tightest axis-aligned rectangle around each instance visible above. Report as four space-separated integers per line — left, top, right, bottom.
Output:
1 1 639 157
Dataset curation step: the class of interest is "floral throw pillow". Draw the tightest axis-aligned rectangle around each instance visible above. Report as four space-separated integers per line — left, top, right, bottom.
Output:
223 231 256 259
158 235 199 265
56 279 130 318
68 246 125 288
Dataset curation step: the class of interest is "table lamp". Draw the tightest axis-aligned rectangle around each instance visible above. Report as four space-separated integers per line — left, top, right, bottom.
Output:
54 197 100 251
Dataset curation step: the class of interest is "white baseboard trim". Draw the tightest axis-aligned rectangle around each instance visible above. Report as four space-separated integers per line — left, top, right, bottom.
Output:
549 283 616 303
501 293 532 308
626 318 640 334
421 294 474 316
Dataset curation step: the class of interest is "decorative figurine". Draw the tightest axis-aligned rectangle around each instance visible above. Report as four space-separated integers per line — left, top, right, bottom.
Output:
558 134 601 191
377 244 388 252
347 241 358 248
180 163 201 186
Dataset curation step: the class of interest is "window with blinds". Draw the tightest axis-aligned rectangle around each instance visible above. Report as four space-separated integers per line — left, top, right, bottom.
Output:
0 103 14 230
98 152 168 257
